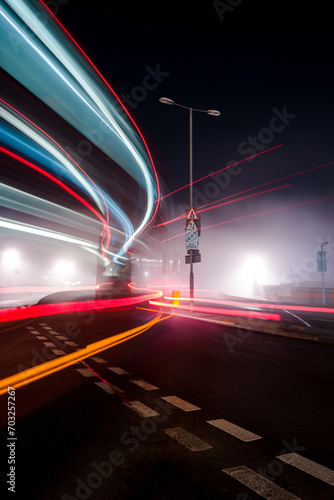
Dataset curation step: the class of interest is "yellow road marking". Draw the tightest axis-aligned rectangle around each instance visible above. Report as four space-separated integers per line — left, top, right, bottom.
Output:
0 311 171 396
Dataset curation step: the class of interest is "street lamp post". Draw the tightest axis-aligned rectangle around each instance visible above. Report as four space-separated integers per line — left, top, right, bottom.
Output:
159 97 221 303
321 241 328 305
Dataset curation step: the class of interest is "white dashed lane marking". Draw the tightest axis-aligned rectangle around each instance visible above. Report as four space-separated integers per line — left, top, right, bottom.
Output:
90 356 107 364
43 342 56 347
207 418 262 442
51 349 66 355
164 427 212 452
123 401 159 418
161 396 201 412
278 453 334 486
76 369 96 378
223 466 301 499
108 367 130 375
94 382 124 394
130 379 159 391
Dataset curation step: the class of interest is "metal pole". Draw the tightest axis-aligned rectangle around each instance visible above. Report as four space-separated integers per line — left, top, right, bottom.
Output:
321 244 326 305
189 107 194 305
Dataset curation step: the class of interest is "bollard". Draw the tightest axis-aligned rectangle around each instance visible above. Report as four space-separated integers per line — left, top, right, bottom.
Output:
172 290 180 306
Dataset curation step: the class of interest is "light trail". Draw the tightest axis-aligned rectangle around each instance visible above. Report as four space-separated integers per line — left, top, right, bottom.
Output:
196 160 334 212
149 300 281 321
163 295 334 314
0 99 109 219
155 160 334 228
157 144 283 201
0 310 171 396
162 194 334 242
0 146 111 235
0 285 97 295
0 218 98 249
37 0 161 249
0 291 163 324
1 0 160 258
155 184 289 227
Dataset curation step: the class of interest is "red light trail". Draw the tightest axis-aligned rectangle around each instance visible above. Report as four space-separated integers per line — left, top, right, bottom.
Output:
155 160 334 228
162 295 334 314
0 98 111 253
157 144 283 201
149 300 281 321
155 184 289 227
162 194 334 242
0 291 163 325
0 146 109 227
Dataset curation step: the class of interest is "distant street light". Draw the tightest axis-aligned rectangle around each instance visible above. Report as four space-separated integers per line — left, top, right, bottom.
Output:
159 97 221 303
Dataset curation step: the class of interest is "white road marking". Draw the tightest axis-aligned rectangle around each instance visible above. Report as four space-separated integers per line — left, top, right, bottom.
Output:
123 401 159 418
65 341 78 347
107 366 129 375
42 326 53 330
278 453 334 486
130 379 159 390
94 382 124 394
161 396 201 411
48 331 59 334
30 330 40 334
43 342 56 347
76 368 96 378
51 349 66 355
90 356 107 363
207 418 262 442
39 323 47 326
36 336 47 340
26 326 34 329
55 336 68 340
164 427 212 452
223 465 301 499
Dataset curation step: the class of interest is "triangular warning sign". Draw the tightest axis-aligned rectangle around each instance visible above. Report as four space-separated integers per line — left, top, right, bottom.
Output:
185 207 199 220
185 219 199 231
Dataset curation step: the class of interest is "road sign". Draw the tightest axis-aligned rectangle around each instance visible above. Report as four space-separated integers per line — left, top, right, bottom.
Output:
317 251 327 272
185 230 198 250
185 207 199 220
185 253 201 264
185 219 199 231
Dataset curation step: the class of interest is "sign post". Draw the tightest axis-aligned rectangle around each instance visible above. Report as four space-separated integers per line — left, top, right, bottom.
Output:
185 208 200 304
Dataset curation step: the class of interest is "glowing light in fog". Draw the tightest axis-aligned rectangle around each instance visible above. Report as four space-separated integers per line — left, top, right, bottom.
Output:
237 256 268 296
2 249 20 268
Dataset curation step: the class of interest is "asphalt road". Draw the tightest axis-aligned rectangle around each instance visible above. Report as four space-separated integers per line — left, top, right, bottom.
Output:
0 305 334 499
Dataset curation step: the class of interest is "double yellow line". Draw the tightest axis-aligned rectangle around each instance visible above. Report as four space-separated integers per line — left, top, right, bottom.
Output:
0 311 171 396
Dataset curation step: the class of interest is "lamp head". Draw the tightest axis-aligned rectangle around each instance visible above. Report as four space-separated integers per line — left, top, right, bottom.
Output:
207 109 221 116
159 97 174 105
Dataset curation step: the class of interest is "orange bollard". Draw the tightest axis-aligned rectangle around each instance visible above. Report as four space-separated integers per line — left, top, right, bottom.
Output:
172 290 180 305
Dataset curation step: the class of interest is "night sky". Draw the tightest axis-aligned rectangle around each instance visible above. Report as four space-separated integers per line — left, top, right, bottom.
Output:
56 0 334 188
3 0 334 292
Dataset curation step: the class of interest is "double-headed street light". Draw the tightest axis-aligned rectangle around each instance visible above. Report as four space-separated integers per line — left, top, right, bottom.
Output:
159 97 221 303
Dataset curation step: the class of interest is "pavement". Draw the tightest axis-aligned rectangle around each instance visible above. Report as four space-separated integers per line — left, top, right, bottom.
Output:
147 301 334 345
